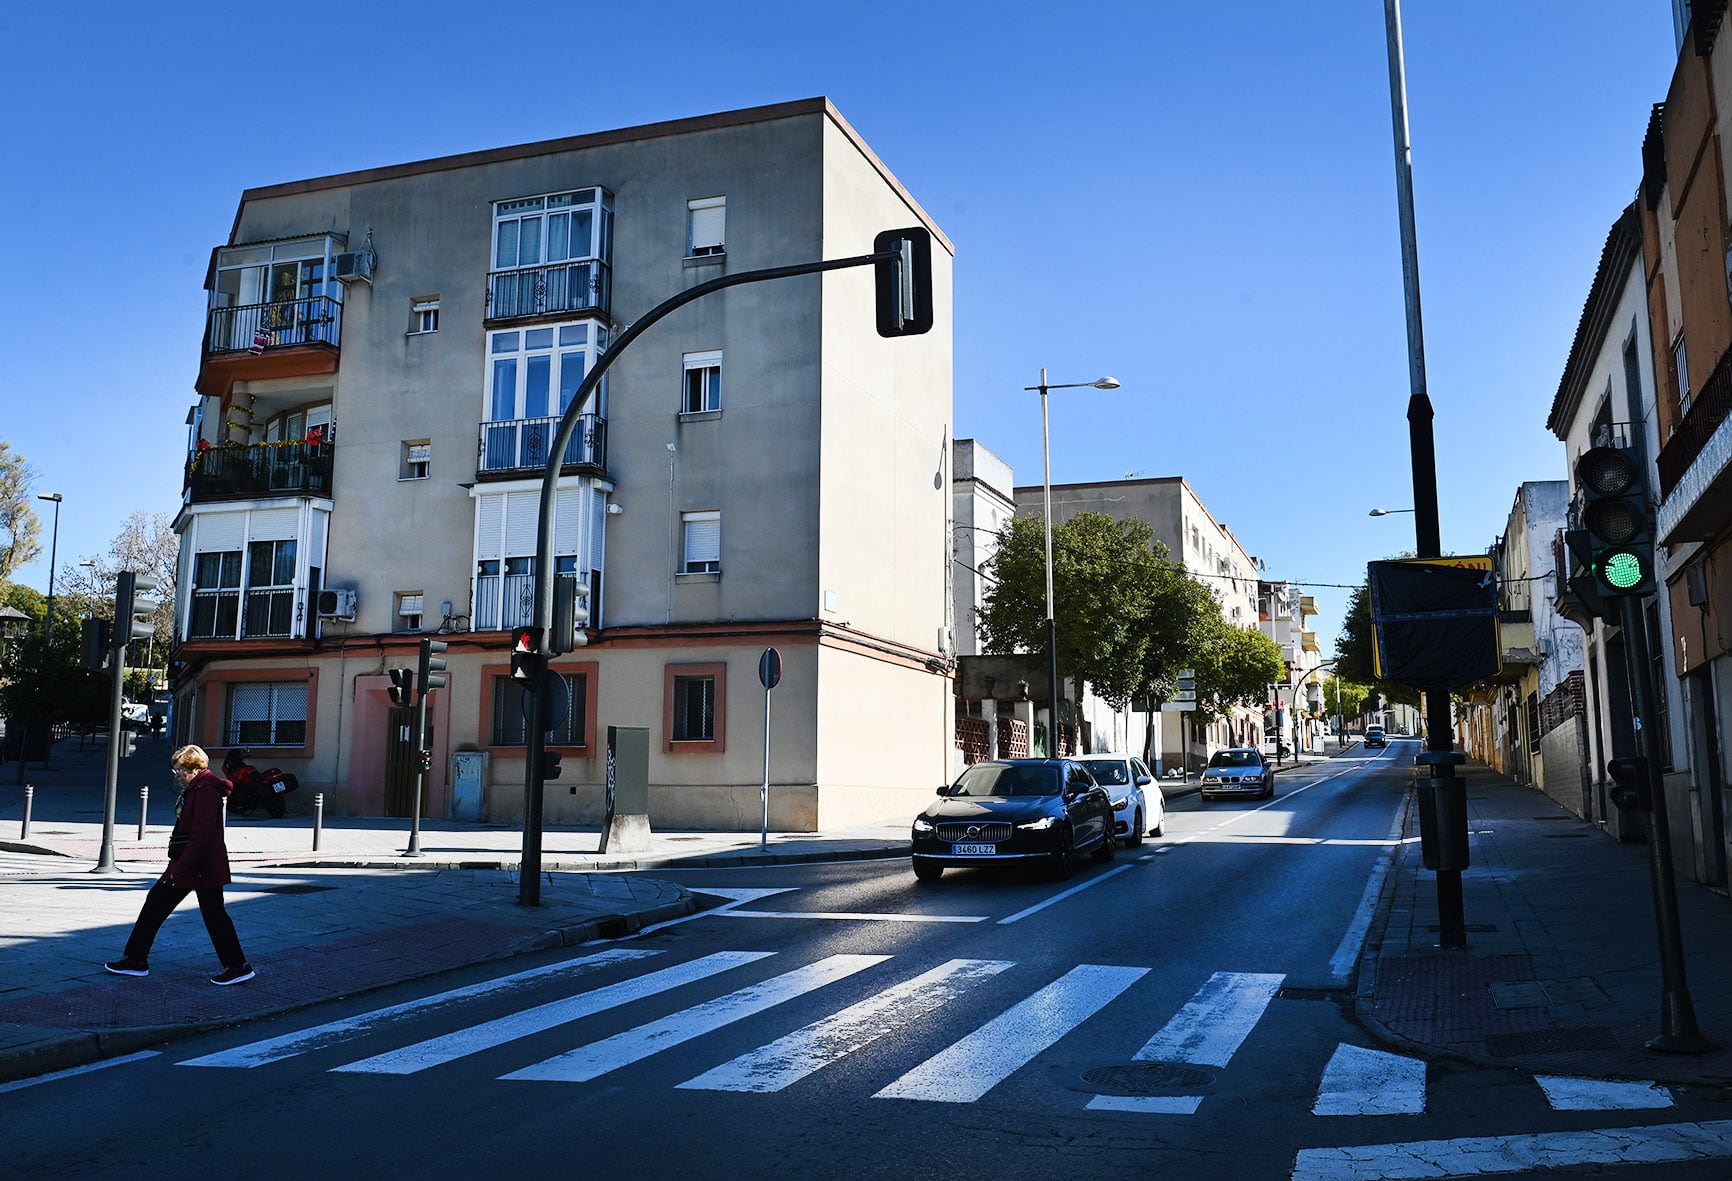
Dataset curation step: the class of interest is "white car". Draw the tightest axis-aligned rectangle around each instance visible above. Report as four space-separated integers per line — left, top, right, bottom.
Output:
120 702 151 732
1075 753 1164 845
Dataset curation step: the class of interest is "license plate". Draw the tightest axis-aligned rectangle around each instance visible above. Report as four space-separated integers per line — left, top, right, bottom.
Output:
952 843 996 855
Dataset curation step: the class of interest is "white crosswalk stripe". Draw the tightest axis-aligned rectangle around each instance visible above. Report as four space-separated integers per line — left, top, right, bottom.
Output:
678 958 1014 1093
1313 1043 1426 1116
502 954 892 1083
331 950 773 1075
874 963 1149 1103
1133 970 1285 1066
1535 1075 1675 1111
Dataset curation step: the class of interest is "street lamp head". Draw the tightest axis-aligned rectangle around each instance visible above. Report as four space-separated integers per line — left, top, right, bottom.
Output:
1090 376 1121 390
38 492 63 504
1368 507 1414 517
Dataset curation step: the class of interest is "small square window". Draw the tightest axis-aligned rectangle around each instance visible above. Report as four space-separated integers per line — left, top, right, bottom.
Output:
688 196 725 258
411 297 440 334
682 351 722 414
398 592 424 633
402 440 431 481
681 510 720 574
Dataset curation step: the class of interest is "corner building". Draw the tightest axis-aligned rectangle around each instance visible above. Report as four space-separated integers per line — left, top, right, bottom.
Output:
170 99 956 831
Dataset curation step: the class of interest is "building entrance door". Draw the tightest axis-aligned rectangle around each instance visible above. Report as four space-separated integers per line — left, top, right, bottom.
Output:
384 706 430 818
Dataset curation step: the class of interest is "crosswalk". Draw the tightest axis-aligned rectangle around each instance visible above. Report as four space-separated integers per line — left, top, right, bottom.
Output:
175 946 1675 1125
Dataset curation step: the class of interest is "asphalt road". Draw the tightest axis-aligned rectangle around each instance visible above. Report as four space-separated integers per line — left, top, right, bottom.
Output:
8 747 1730 1179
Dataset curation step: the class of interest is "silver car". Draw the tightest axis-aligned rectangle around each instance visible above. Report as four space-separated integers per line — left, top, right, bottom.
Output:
1199 747 1276 801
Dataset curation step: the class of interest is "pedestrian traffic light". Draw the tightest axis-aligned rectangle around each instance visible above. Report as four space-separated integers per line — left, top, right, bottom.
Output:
387 668 416 706
1574 446 1655 597
1607 755 1652 811
418 638 448 695
873 227 933 337
81 617 112 670
510 626 545 687
552 577 590 654
543 750 562 781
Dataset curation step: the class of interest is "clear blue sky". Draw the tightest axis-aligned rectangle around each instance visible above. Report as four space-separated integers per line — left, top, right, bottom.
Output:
0 1 1678 653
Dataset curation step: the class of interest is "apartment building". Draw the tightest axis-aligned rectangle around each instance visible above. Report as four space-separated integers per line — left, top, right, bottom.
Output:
170 98 955 831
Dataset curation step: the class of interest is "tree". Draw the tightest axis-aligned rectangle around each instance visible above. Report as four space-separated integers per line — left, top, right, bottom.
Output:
1333 577 1421 707
0 626 104 777
0 442 42 582
1191 615 1286 720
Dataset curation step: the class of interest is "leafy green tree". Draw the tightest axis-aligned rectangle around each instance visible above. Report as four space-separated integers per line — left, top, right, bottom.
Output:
0 626 104 776
1333 578 1421 708
1191 614 1286 720
0 443 42 581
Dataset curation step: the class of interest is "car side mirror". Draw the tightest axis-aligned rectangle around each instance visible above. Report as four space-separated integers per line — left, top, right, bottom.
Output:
936 784 951 796
1135 775 1152 787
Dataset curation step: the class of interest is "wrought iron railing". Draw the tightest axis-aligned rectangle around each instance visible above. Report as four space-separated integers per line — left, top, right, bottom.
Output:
486 261 610 319
206 296 343 356
478 414 606 474
186 440 333 501
1658 342 1732 496
474 571 580 632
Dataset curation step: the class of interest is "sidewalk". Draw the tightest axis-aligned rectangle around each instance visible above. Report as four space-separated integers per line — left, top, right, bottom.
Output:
5 738 1732 1090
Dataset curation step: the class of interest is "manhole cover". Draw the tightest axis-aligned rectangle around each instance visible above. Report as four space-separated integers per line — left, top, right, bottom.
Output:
1082 1063 1215 1095
1484 1027 1618 1057
258 884 338 895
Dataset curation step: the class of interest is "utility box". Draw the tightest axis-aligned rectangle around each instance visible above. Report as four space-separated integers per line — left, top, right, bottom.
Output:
1416 774 1470 871
601 726 651 853
451 750 487 822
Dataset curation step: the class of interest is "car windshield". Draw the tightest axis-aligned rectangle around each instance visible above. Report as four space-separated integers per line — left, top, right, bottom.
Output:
949 764 1060 798
1207 750 1260 768
1082 760 1129 785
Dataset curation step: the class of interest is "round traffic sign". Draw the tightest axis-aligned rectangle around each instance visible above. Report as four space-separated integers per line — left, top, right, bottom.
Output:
758 647 782 690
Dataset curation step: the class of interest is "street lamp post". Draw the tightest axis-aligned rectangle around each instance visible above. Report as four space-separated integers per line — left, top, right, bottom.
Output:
36 493 62 637
1026 368 1120 756
1368 507 1414 517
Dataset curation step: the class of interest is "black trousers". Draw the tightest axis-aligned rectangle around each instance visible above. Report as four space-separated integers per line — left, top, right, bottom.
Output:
123 880 247 968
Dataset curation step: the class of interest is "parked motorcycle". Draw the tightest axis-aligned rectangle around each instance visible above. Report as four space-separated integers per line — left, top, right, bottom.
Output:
222 747 300 818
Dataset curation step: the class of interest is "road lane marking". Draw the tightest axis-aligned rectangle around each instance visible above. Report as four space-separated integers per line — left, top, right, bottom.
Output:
503 954 890 1083
331 950 771 1075
997 862 1138 924
1134 971 1284 1067
638 888 796 934
874 963 1148 1103
0 1051 159 1094
1291 1120 1732 1180
1327 796 1409 984
1536 1074 1675 1111
179 947 662 1068
1313 1043 1426 1115
1086 1094 1204 1114
715 909 987 923
678 958 1014 1093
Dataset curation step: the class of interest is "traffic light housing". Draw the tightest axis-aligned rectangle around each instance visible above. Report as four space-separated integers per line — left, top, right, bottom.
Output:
1607 755 1652 811
510 626 545 687
542 749 562 781
82 617 112 670
419 638 448 695
116 571 162 645
1574 446 1655 597
552 577 591 654
873 227 933 337
388 668 416 706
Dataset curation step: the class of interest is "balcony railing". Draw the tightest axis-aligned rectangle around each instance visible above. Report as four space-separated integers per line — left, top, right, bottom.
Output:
478 414 606 475
487 261 610 320
206 296 343 357
474 571 582 632
185 588 297 640
1659 342 1732 497
186 441 334 502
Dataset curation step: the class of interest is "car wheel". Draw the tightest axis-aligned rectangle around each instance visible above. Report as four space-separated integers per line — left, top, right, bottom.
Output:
1049 827 1076 881
1124 809 1144 848
1093 827 1116 863
1150 805 1164 838
913 859 942 882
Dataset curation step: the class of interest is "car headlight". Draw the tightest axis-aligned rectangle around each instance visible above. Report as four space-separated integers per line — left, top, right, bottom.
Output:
1111 796 1129 811
912 817 935 834
1016 816 1059 830
1244 774 1263 784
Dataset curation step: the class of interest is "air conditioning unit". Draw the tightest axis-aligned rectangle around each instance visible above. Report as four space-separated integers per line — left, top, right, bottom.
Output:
316 588 358 620
333 249 374 284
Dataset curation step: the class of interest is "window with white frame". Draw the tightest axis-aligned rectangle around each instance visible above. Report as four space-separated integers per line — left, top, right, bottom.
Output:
490 188 613 318
473 489 586 630
398 592 424 632
682 351 722 414
189 550 242 640
227 681 308 747
244 539 297 638
410 297 440 334
681 510 720 574
688 196 725 257
401 440 430 481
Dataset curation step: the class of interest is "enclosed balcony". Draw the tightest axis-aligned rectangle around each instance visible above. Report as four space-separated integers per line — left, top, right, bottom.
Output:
486 187 612 324
197 234 350 402
477 414 607 479
186 440 334 503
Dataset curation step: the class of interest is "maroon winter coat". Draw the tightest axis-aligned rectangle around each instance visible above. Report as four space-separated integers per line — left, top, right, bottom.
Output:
166 769 233 889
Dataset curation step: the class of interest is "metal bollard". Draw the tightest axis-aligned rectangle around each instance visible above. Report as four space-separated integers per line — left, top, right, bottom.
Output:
313 792 323 851
20 784 32 839
221 795 228 828
138 785 150 841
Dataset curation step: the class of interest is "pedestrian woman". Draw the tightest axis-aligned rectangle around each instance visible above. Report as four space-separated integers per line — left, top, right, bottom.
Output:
105 744 255 985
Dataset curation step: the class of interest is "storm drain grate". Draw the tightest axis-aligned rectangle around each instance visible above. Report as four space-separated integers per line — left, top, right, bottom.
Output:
1543 832 1591 839
1428 923 1498 933
257 884 338 895
1484 1027 1618 1057
1082 1063 1215 1095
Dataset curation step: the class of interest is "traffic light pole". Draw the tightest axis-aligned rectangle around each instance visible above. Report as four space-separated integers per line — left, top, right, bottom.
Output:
404 690 429 858
93 586 130 874
1618 594 1713 1052
515 240 922 906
